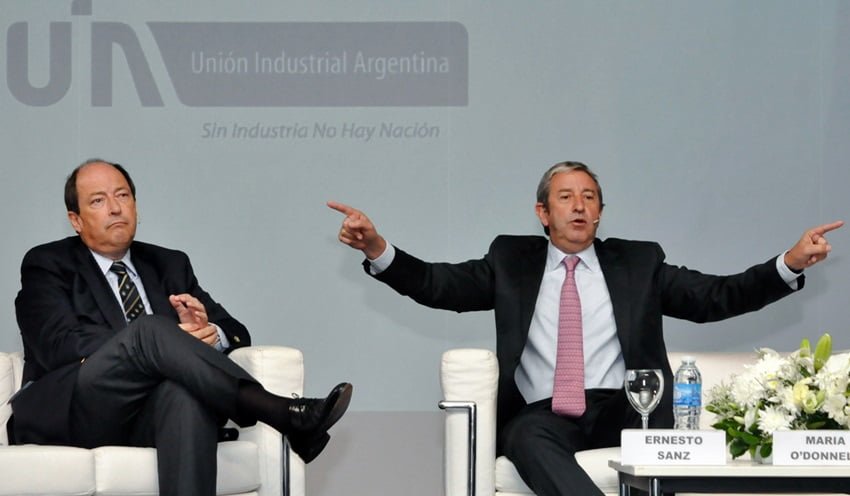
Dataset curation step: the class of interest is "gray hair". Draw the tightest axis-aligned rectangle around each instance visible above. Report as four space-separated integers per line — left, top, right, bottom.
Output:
536 161 604 209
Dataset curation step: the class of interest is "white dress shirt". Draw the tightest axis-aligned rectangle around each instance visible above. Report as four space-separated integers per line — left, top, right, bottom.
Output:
515 243 623 402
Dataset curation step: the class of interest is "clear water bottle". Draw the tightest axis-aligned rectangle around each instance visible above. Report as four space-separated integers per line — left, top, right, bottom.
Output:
673 356 702 429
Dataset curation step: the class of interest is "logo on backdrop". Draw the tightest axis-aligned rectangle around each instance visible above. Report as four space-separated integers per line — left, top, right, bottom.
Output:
5 0 468 107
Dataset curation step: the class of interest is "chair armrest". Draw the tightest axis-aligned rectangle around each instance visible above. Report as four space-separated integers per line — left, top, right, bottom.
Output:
440 348 499 496
0 352 23 446
229 346 305 496
230 346 304 397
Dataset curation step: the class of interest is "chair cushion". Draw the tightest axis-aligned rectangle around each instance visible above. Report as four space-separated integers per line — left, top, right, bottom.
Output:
576 447 620 494
494 456 532 494
495 448 621 495
93 441 260 495
0 444 95 495
0 353 14 446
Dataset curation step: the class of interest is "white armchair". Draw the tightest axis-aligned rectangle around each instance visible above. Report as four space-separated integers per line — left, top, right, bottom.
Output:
439 348 843 496
0 346 306 496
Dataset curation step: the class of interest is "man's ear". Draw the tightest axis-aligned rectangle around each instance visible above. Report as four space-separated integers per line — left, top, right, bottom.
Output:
535 202 550 227
67 211 82 233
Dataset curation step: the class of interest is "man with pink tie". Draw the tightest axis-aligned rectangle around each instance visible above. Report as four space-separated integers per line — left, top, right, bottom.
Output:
330 161 842 496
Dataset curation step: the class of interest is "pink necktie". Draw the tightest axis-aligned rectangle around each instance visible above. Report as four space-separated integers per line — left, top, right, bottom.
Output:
552 256 586 417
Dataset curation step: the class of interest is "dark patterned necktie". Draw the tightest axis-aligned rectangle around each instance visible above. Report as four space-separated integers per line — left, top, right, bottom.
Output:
109 261 146 322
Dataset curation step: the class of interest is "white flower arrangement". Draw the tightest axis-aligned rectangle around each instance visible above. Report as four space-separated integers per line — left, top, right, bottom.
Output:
705 333 850 459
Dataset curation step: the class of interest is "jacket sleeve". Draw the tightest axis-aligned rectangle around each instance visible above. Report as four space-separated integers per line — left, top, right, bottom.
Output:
15 248 115 372
658 252 801 323
368 245 496 313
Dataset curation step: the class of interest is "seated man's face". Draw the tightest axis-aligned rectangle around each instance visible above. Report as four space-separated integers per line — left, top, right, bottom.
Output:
67 162 138 259
535 169 602 254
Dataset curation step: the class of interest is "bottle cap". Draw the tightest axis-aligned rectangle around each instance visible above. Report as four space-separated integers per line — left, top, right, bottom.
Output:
681 355 696 363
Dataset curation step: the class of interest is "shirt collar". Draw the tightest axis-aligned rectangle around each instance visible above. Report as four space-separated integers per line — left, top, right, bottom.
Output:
90 248 139 278
545 241 600 273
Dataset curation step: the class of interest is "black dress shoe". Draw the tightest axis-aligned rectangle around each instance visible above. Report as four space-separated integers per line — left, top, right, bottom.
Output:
288 431 330 464
287 383 352 463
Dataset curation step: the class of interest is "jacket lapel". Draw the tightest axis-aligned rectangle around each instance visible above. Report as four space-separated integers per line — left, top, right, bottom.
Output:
595 239 634 360
518 239 548 342
73 239 127 331
131 249 173 316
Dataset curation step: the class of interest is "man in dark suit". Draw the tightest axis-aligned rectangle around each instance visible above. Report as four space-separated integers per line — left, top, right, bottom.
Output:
12 159 353 496
329 161 843 496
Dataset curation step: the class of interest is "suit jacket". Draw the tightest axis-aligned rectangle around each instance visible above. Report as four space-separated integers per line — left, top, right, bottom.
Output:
369 235 800 435
11 235 250 445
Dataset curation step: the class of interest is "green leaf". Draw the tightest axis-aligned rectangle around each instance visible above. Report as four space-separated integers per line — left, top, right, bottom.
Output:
729 438 749 458
732 429 761 446
713 419 738 431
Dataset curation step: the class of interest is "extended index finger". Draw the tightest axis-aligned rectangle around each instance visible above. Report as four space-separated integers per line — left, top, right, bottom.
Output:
812 220 845 236
327 200 358 217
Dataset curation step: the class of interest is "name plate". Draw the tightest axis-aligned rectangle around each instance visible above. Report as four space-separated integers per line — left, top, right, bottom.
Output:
773 431 850 465
621 429 726 465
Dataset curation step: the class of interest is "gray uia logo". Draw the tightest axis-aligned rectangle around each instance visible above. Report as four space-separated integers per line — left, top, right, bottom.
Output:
5 0 468 107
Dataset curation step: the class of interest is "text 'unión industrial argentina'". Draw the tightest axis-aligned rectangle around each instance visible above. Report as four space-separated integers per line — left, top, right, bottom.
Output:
191 51 451 81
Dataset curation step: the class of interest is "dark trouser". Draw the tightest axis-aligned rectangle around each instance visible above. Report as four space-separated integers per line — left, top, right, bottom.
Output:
70 315 258 496
500 388 642 496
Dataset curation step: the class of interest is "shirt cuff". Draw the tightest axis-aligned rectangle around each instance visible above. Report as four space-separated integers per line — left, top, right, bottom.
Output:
776 251 801 290
213 323 230 351
368 243 396 275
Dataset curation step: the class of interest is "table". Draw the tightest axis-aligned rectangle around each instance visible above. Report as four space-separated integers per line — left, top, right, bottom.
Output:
609 459 850 495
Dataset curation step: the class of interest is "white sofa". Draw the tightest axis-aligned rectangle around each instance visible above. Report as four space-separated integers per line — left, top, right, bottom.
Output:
440 348 842 496
0 346 306 496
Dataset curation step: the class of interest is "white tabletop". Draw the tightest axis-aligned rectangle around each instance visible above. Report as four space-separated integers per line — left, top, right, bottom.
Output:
609 459 850 478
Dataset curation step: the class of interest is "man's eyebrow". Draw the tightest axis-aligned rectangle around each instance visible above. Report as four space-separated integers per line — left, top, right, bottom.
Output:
555 187 596 192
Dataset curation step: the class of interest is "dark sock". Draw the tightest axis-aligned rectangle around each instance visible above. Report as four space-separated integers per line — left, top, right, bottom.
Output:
236 381 291 433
